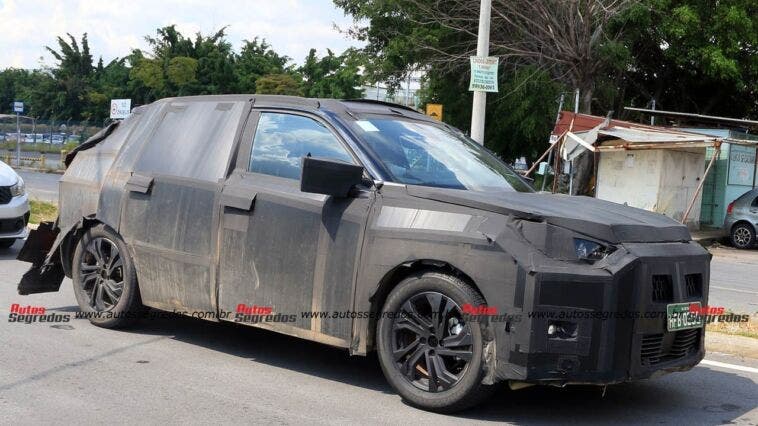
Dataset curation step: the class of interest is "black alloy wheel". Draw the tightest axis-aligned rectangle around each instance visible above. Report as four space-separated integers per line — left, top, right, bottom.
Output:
377 271 493 412
79 236 124 311
72 224 143 328
391 291 473 392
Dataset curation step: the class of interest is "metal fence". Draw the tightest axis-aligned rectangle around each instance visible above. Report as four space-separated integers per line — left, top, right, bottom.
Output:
0 118 102 170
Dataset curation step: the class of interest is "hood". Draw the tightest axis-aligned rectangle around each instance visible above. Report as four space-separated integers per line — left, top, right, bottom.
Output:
0 161 20 186
406 186 691 244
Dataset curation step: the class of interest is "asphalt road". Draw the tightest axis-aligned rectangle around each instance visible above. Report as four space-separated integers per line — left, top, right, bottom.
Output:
0 240 756 425
18 170 60 203
710 248 758 314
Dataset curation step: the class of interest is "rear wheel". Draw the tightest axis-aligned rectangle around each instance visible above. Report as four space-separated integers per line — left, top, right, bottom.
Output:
730 223 755 249
376 271 494 412
72 224 143 328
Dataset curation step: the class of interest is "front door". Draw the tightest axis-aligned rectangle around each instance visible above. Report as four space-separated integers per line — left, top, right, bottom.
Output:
217 111 373 345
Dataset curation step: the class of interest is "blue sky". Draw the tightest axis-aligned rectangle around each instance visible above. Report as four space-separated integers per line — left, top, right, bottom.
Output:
0 0 363 69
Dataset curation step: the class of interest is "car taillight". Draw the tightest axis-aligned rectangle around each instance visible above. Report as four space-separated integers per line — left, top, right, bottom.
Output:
727 202 735 215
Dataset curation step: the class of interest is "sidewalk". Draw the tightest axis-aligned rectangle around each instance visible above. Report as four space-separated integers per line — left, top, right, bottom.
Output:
692 228 727 247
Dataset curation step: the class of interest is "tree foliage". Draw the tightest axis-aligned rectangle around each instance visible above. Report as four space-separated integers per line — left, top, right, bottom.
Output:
334 0 758 161
0 26 364 124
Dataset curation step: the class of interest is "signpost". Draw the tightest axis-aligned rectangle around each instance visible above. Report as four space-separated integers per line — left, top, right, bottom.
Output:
13 101 23 166
425 104 443 121
110 99 132 119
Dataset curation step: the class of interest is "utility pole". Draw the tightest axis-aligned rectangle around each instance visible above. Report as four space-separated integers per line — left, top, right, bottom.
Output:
470 0 492 145
15 111 20 167
541 93 565 192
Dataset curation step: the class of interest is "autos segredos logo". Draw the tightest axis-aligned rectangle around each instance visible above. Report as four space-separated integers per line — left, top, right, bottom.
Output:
8 304 70 324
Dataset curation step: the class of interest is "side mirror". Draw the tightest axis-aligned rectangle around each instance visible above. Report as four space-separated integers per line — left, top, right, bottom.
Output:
300 157 365 197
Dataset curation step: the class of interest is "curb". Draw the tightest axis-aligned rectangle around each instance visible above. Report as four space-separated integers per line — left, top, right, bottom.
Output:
16 166 65 175
705 331 758 360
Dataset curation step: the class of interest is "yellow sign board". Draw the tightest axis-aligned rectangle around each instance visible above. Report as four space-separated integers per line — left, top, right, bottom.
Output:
426 104 443 121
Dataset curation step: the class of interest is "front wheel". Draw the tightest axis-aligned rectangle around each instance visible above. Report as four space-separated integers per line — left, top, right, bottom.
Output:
72 224 143 328
376 271 494 412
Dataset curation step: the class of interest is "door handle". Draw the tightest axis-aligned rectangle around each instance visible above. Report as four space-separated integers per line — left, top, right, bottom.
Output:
220 186 257 211
125 173 153 194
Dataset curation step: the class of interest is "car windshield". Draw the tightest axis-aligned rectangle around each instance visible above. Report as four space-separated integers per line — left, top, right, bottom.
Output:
350 117 533 192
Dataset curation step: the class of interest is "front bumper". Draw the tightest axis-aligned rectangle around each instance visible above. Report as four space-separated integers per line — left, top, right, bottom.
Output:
494 241 709 385
0 194 30 239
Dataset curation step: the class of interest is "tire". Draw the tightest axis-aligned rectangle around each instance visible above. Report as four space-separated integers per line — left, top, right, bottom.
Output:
376 271 494 413
72 224 143 328
0 239 15 249
730 223 755 249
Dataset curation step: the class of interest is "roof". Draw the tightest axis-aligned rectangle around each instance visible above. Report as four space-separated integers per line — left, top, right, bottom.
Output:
625 107 758 131
552 111 758 157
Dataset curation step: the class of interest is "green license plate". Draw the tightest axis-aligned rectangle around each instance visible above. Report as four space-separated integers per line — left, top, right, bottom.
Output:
667 302 704 332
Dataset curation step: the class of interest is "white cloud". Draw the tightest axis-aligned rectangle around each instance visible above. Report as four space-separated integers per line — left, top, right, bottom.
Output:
0 0 362 69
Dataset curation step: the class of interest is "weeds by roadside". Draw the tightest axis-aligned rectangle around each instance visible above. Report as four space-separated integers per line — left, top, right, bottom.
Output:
707 314 758 339
29 200 58 224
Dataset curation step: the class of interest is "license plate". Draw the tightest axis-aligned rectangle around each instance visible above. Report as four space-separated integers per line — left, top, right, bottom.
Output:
667 302 704 332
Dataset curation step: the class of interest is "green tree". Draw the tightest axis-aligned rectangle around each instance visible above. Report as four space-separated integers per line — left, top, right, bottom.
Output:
255 73 303 96
44 33 95 120
299 48 364 98
603 0 758 118
167 56 198 88
235 38 291 93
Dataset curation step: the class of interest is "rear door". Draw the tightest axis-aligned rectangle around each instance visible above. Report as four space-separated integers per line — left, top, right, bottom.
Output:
217 110 374 345
119 99 248 313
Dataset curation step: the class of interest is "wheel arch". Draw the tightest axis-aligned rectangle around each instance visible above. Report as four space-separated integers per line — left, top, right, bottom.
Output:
59 216 117 278
365 259 486 352
731 220 756 234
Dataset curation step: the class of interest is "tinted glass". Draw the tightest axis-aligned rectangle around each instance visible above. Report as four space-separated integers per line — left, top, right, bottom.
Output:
249 113 354 179
350 118 532 192
752 197 758 207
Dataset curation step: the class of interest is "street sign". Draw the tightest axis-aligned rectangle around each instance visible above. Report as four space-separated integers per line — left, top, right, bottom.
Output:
426 104 443 121
110 99 132 119
13 101 23 113
469 56 499 93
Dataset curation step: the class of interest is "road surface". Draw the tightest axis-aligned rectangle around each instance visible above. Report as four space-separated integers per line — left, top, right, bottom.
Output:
18 170 60 203
0 240 756 425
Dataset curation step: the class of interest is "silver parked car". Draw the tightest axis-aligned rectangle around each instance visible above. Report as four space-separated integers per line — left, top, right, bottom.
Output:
725 188 758 249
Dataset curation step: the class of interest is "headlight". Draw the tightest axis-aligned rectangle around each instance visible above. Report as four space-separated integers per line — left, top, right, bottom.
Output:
573 238 614 261
10 177 25 197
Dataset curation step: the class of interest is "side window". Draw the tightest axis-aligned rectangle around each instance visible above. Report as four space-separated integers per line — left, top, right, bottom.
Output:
752 197 758 208
249 113 354 180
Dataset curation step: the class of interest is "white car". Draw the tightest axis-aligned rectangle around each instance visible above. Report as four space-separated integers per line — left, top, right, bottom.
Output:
0 161 30 248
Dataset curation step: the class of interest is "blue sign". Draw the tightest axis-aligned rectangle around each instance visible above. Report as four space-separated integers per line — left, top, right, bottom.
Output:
728 145 756 186
13 101 23 113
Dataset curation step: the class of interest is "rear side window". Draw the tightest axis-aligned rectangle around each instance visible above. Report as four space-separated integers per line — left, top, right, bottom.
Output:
752 197 758 207
248 113 354 180
135 101 245 181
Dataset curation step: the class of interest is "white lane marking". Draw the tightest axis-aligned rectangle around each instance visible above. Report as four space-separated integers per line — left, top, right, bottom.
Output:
710 286 758 295
701 359 758 374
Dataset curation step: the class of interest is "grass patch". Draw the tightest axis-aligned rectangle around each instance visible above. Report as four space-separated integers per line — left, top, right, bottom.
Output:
1 141 78 154
29 200 58 224
706 314 758 339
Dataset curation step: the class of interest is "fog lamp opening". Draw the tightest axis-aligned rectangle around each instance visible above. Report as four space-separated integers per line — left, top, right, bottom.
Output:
547 320 578 340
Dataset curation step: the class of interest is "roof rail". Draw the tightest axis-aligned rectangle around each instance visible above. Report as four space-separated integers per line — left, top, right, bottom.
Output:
341 99 419 113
